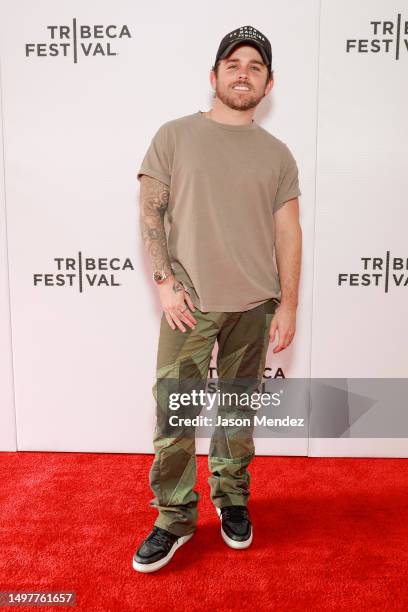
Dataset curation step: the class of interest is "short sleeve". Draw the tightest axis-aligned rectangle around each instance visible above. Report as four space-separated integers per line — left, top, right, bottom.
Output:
273 145 302 213
137 123 172 186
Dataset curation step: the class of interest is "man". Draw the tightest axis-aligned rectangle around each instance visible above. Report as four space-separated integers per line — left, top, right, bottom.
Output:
133 25 302 573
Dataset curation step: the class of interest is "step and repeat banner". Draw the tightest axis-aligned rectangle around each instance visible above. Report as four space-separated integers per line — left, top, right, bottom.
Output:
310 0 408 457
0 0 406 456
0 70 16 452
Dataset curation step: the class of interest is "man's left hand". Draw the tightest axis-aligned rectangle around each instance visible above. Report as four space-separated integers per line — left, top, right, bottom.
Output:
269 303 297 353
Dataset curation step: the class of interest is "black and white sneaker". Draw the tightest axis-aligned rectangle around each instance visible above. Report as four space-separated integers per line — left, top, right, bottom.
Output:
132 526 194 573
216 505 253 549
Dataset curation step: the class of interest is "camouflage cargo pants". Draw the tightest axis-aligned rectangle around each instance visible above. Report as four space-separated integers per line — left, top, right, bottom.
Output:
149 298 278 536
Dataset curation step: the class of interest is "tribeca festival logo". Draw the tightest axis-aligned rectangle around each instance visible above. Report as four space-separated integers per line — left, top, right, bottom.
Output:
25 19 131 63
338 252 408 292
33 252 134 292
346 14 407 59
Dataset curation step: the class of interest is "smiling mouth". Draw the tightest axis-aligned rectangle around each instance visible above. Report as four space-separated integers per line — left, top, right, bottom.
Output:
232 85 251 92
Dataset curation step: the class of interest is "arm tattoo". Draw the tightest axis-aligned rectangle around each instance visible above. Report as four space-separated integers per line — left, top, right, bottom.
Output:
139 175 173 277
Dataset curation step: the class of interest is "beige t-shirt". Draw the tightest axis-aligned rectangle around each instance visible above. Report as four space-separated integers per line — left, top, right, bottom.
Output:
137 110 301 312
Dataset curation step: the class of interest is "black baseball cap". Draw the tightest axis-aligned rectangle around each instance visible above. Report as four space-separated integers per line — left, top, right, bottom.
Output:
214 25 272 69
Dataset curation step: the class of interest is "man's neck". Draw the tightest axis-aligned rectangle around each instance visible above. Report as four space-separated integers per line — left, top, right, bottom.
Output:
204 101 255 127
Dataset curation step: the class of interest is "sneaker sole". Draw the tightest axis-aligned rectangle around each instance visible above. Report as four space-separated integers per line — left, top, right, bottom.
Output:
216 507 253 549
132 532 194 573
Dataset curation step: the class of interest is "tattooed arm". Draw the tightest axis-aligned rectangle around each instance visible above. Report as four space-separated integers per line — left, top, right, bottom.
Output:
139 174 196 332
139 173 173 277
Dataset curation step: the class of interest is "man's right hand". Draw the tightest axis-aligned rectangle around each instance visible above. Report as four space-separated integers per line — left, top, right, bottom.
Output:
157 275 197 332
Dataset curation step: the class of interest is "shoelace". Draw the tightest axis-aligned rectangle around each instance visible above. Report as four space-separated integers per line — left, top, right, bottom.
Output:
222 506 249 523
146 527 176 548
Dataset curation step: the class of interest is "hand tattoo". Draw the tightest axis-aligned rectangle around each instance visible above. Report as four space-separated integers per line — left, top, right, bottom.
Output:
172 281 183 293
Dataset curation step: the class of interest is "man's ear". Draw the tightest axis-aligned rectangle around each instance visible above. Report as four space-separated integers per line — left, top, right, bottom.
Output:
264 78 274 96
209 69 216 91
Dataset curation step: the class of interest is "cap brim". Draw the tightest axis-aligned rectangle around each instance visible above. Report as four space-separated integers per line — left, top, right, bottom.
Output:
218 40 269 66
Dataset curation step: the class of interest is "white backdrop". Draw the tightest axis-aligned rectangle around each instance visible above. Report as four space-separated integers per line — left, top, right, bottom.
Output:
0 0 406 456
310 0 408 457
0 59 16 451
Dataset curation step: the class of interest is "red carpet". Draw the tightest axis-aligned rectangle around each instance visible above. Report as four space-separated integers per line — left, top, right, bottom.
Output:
0 452 407 611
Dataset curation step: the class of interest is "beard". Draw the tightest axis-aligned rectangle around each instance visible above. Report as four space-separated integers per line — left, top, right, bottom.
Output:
215 81 265 111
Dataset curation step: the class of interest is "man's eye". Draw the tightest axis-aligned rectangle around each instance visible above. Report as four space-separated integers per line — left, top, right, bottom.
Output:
227 64 260 71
